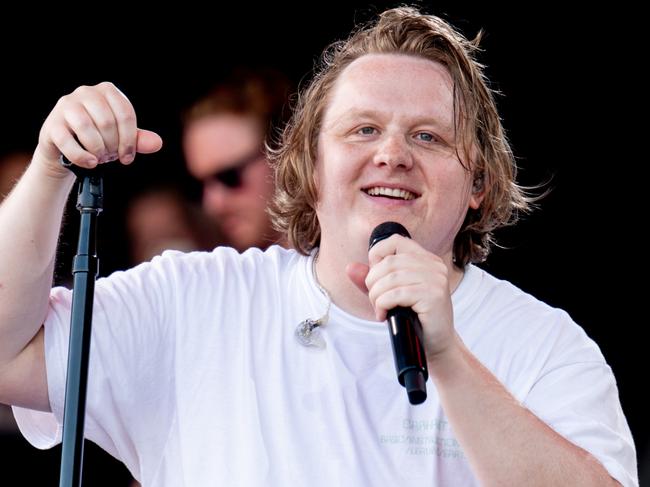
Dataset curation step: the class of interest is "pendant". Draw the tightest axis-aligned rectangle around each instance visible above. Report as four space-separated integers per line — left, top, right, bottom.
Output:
295 318 326 349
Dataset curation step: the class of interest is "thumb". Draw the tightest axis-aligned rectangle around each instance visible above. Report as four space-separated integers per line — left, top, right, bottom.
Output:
135 129 163 154
346 262 370 294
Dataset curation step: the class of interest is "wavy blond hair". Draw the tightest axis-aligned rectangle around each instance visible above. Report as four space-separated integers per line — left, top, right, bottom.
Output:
269 6 533 266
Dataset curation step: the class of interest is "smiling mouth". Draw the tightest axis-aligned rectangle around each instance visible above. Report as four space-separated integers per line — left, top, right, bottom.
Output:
362 186 418 201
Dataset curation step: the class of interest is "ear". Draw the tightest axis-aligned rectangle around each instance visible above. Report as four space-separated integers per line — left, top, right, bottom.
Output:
469 174 485 210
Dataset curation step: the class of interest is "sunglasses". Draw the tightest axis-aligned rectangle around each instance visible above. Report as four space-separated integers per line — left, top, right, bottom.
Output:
204 148 264 189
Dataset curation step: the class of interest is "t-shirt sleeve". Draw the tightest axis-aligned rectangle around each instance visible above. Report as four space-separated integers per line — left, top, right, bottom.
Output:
13 250 186 480
522 310 638 487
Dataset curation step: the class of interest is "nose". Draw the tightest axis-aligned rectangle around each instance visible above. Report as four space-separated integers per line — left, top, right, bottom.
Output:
372 134 413 171
203 182 230 217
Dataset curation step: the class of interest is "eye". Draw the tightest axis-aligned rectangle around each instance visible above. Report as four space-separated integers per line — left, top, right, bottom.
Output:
357 126 378 135
415 132 437 143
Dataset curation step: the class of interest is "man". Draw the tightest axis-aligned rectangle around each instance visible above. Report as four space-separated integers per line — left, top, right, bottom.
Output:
0 7 637 486
182 69 291 250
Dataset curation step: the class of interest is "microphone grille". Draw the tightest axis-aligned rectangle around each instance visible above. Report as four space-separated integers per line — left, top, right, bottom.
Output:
368 221 411 250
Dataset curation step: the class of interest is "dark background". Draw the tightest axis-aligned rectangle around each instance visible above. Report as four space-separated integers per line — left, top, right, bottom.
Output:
1 2 645 484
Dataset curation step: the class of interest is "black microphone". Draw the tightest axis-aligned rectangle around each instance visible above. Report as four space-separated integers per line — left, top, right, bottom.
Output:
369 222 428 405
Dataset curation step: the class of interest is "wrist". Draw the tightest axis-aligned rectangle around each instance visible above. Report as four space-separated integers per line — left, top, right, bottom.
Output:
30 147 76 184
426 333 468 383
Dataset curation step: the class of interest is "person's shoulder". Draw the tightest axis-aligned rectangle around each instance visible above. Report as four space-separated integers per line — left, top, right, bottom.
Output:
468 264 559 315
91 245 297 298
132 246 241 277
240 244 298 262
467 265 605 362
129 245 299 281
230 244 299 270
146 244 297 266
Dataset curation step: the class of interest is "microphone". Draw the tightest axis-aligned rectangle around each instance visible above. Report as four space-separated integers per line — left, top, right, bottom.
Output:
369 222 428 405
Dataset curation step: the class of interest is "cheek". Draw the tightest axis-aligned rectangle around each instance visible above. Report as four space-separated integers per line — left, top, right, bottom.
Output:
437 162 473 197
317 151 361 192
422 164 474 218
316 165 353 211
246 164 274 196
316 132 363 180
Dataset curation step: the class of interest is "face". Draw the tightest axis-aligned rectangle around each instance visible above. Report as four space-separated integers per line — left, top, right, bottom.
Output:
127 191 197 263
184 114 276 250
315 53 483 262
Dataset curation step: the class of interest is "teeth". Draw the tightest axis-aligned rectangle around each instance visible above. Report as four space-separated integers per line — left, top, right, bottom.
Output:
365 187 416 200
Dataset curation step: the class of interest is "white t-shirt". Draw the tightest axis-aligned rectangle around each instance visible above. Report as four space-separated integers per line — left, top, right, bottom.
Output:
14 246 638 486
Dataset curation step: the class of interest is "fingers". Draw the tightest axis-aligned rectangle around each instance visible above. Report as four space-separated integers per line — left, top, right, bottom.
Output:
61 90 116 164
366 258 428 321
352 234 456 357
38 81 162 171
364 237 449 321
372 284 423 321
345 262 370 294
102 84 137 163
368 234 424 266
365 235 429 290
47 122 98 168
135 129 164 155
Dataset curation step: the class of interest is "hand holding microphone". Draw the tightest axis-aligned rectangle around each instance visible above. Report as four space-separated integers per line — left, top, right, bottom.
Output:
368 222 428 404
347 221 457 405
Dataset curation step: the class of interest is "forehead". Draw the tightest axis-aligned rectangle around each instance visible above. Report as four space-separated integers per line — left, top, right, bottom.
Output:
323 53 455 129
184 114 262 174
185 114 261 150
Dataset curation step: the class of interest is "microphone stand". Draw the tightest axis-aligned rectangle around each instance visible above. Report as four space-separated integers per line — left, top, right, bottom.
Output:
57 157 104 487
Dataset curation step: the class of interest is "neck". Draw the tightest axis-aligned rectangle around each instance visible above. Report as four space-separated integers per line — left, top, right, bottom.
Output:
314 241 465 322
315 243 374 320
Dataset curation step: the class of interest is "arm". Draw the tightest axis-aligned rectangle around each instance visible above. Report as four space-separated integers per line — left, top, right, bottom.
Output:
0 157 74 410
429 334 621 487
351 235 624 487
0 82 162 411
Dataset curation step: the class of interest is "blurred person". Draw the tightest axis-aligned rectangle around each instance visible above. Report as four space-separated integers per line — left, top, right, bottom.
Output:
183 68 291 251
0 7 638 487
126 186 217 265
0 151 30 202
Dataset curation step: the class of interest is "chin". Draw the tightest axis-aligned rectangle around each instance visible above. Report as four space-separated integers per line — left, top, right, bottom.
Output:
366 216 411 234
233 233 270 251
